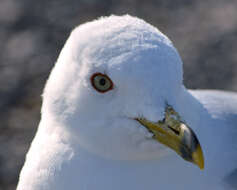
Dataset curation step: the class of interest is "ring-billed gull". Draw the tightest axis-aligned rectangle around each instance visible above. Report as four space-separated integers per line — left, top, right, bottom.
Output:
17 15 237 190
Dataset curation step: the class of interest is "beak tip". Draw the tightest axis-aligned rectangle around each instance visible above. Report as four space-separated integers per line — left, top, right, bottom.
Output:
192 145 205 170
196 160 204 170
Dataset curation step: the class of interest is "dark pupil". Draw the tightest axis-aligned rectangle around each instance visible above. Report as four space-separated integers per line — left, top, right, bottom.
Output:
99 78 106 86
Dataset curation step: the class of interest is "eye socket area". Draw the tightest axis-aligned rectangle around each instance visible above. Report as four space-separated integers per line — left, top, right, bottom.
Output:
90 73 114 93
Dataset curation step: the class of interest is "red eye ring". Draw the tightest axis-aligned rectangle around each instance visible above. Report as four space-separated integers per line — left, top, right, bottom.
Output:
90 73 114 93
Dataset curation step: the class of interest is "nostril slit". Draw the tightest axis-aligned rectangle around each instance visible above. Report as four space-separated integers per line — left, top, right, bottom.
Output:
168 125 180 135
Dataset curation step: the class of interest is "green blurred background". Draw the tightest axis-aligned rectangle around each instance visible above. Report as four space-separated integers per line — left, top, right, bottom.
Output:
0 0 237 189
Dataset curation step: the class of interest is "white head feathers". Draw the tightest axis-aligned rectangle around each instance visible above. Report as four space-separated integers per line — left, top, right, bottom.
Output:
41 15 184 160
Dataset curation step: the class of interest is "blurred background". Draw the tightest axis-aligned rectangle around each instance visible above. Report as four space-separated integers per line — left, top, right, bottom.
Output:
0 0 237 189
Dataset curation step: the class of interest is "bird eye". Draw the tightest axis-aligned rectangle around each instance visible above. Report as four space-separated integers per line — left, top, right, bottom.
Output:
90 73 113 93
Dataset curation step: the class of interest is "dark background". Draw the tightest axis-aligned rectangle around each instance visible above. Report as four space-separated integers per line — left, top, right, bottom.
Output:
1 0 237 189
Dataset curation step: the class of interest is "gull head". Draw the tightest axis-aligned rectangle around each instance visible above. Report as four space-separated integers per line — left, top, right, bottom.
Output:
42 15 204 169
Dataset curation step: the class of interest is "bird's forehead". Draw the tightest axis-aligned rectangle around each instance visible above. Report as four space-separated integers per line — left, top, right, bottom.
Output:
67 15 183 92
71 15 176 71
82 42 181 86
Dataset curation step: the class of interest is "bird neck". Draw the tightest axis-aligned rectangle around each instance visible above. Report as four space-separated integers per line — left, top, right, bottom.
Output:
56 142 206 190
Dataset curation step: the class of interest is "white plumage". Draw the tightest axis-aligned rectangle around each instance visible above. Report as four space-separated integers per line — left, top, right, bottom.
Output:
17 15 237 190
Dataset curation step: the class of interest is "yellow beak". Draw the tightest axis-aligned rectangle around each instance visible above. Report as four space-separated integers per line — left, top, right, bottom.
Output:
136 106 204 170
